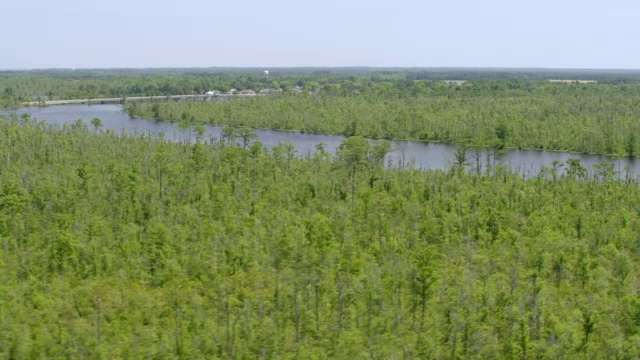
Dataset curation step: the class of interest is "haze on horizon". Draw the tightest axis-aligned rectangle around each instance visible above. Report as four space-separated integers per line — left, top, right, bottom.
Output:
3 0 639 70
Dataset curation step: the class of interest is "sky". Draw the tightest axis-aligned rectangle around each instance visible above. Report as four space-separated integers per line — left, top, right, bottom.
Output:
2 0 639 69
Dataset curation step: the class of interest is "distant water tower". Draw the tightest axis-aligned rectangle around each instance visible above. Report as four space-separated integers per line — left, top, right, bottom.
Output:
264 70 269 80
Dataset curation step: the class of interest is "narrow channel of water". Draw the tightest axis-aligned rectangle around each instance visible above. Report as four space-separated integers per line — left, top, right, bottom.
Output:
4 104 640 178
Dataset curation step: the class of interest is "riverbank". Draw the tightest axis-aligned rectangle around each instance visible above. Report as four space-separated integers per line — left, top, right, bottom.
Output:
124 88 640 158
128 114 632 159
20 93 260 107
5 104 638 179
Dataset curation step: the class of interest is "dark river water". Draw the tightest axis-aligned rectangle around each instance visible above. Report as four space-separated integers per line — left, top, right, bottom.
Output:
5 104 640 179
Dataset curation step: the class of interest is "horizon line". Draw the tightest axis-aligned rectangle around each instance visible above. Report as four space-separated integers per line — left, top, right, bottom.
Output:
2 66 640 72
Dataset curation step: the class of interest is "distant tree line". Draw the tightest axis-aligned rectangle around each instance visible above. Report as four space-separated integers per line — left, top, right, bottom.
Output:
3 68 640 108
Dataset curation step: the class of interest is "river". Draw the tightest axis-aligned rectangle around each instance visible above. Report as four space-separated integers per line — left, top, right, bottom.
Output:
4 104 640 179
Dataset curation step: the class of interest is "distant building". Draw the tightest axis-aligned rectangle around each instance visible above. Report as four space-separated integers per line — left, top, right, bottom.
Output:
239 90 256 95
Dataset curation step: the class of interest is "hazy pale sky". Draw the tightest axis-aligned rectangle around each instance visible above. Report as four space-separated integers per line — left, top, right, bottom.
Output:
3 0 639 69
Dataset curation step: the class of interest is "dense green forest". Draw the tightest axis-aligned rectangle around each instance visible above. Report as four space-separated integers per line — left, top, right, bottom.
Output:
1 113 639 358
126 80 640 156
